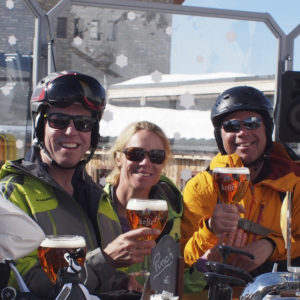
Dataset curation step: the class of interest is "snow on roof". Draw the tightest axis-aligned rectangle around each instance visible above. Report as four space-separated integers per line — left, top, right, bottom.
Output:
101 104 214 140
111 72 251 86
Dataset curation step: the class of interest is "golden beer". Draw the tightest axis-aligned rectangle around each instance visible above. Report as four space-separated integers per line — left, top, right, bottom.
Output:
213 167 250 204
126 199 168 240
38 235 87 283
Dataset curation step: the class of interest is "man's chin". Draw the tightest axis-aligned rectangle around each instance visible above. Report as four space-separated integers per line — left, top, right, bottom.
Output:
55 160 79 169
239 155 252 166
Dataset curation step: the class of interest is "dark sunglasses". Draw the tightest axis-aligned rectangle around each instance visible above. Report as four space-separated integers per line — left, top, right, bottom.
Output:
44 112 96 132
122 147 166 164
222 116 262 133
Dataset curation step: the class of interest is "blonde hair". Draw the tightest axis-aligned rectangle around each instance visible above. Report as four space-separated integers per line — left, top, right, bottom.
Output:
106 121 172 186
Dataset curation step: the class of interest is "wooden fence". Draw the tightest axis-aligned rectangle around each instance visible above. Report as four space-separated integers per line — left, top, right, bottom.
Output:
86 150 215 190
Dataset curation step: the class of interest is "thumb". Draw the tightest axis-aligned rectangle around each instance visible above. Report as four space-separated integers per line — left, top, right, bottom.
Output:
237 203 246 213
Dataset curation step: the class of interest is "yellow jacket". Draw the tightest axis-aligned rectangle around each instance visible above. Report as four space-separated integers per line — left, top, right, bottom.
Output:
181 142 300 267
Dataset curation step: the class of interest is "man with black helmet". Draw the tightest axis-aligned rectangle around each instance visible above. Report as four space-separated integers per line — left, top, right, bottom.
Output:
0 71 154 298
181 86 300 276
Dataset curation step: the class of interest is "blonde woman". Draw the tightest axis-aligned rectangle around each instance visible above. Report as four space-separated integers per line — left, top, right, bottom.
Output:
99 121 183 290
99 121 244 294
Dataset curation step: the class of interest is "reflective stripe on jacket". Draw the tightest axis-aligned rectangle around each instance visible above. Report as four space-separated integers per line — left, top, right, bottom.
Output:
0 149 125 296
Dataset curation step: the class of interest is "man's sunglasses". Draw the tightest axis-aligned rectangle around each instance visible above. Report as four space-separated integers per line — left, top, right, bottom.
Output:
44 113 96 132
222 116 262 133
122 147 166 164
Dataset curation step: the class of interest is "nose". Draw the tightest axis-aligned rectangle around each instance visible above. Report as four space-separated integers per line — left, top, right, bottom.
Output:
139 153 152 165
64 120 77 134
236 124 250 134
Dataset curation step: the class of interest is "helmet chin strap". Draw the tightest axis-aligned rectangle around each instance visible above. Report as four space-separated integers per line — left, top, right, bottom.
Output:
244 153 267 169
39 143 87 170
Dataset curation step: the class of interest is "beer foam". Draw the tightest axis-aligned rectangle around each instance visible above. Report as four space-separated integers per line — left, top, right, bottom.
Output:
213 167 249 174
126 199 168 211
40 235 86 248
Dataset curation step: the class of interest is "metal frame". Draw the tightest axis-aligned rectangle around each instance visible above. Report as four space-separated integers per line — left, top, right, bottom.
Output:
23 0 48 87
24 0 300 140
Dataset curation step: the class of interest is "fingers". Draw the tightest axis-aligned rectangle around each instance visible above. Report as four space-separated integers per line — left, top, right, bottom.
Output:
237 203 246 214
122 228 159 253
211 204 240 234
223 229 248 248
240 230 247 247
125 227 161 239
127 275 144 292
103 230 158 268
125 247 150 264
225 231 235 246
217 232 228 244
229 255 256 273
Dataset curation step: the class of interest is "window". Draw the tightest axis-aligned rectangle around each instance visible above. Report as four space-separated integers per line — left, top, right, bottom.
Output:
107 21 116 41
90 20 100 40
57 17 67 38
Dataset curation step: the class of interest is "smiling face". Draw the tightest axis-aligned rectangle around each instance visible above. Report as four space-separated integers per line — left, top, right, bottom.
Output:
115 129 165 199
221 110 267 165
42 103 92 168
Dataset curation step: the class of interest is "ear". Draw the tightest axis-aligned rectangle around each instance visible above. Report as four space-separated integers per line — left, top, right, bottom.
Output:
115 152 122 167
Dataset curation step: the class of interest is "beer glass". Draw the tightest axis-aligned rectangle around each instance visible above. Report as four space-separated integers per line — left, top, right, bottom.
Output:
213 167 250 204
38 235 87 283
126 198 168 276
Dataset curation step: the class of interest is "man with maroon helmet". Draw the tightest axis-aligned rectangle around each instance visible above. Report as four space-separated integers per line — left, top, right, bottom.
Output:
0 71 155 299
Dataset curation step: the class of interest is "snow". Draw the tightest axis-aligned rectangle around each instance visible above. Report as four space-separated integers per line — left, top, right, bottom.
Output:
101 104 214 140
112 72 251 86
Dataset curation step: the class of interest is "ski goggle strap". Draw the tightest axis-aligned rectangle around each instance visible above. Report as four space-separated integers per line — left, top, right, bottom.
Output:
31 73 105 112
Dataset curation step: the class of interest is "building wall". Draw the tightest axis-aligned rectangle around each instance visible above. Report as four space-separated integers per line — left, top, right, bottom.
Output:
32 0 173 87
51 7 171 87
0 1 34 54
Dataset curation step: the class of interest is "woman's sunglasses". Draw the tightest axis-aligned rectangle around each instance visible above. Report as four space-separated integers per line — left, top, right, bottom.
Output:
222 116 262 133
122 147 166 164
44 112 96 132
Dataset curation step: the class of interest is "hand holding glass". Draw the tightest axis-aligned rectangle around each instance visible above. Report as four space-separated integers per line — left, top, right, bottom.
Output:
213 167 250 204
126 198 168 276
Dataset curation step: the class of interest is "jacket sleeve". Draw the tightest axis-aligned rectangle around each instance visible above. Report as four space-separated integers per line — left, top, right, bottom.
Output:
83 247 128 293
268 181 300 262
180 172 219 266
0 178 56 297
21 247 128 298
0 196 45 260
0 177 126 296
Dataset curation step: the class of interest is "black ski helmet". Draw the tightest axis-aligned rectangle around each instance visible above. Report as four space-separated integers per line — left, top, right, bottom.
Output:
31 71 106 163
211 86 274 155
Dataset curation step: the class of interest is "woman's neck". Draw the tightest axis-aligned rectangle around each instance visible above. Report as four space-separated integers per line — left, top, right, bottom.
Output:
114 184 149 217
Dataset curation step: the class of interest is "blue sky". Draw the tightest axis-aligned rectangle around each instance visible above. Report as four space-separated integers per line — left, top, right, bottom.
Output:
183 0 300 33
171 0 300 75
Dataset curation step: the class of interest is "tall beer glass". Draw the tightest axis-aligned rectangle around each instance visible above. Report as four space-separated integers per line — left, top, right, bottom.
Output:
38 235 87 283
213 167 250 204
126 198 168 276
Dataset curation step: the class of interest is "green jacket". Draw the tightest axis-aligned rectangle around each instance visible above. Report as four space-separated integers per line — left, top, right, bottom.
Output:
101 176 206 293
100 175 182 274
0 146 126 298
